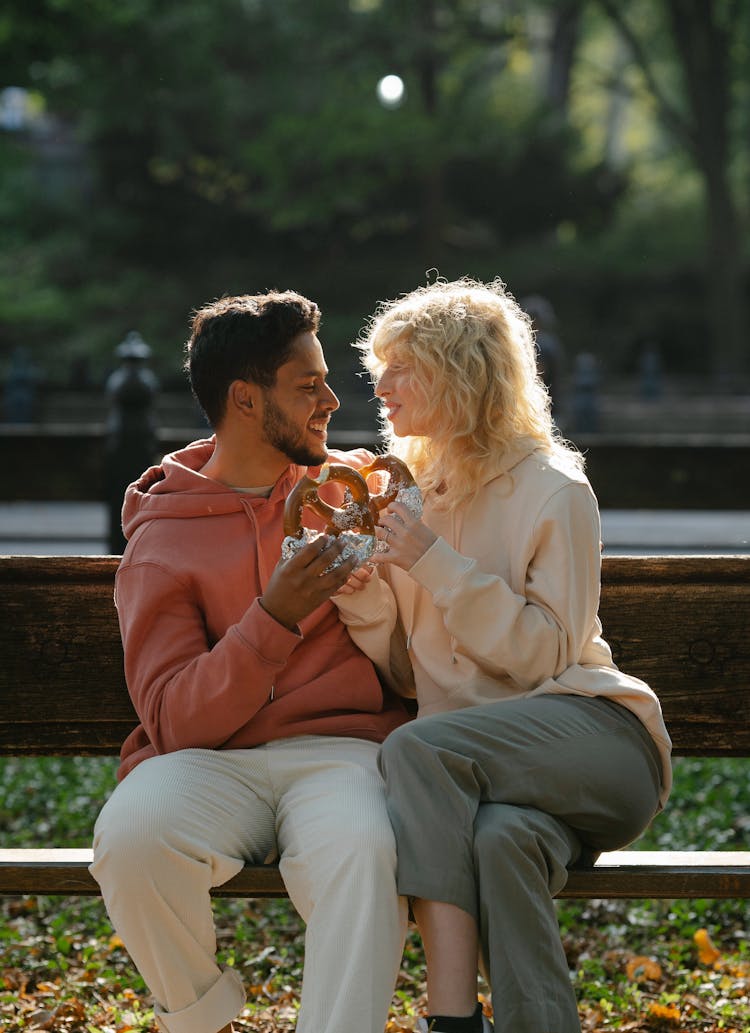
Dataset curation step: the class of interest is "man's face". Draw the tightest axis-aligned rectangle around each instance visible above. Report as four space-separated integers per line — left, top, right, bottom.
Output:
260 331 340 467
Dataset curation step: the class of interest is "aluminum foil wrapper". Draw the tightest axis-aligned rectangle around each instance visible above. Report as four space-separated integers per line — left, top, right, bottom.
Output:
281 527 376 570
396 484 423 519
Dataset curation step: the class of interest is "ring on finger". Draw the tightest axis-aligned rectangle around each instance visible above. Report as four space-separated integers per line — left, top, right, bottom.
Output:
384 526 393 541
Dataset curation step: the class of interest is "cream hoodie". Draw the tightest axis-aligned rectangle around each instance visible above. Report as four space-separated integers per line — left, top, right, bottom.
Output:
114 437 409 781
337 447 672 806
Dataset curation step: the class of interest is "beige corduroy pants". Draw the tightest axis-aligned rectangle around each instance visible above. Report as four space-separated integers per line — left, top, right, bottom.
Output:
91 736 408 1033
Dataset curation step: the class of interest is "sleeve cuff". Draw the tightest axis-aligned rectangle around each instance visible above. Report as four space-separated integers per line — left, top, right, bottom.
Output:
232 597 302 663
408 536 475 598
333 573 393 625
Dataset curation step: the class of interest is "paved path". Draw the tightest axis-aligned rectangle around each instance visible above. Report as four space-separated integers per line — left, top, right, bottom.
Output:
0 502 748 556
0 502 109 555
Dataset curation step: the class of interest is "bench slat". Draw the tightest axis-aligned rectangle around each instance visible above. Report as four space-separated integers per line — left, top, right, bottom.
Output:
2 849 749 900
563 850 750 899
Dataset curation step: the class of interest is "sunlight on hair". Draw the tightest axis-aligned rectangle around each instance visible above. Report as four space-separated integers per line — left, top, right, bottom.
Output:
356 276 583 510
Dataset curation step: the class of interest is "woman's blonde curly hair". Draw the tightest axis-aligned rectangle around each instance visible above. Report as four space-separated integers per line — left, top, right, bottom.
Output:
356 276 583 510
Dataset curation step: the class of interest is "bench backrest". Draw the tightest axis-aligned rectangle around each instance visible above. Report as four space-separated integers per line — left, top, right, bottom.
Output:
1 555 748 757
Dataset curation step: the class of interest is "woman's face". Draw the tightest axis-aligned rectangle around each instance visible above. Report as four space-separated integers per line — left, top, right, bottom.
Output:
374 353 430 437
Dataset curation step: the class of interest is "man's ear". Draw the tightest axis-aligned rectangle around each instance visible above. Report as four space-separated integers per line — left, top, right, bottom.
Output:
229 379 259 415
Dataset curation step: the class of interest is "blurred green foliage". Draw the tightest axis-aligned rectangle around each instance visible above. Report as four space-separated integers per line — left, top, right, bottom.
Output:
1 753 747 852
0 0 748 387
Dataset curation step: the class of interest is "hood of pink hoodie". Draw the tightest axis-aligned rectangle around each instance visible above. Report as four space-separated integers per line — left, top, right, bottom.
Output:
118 437 378 590
121 436 305 538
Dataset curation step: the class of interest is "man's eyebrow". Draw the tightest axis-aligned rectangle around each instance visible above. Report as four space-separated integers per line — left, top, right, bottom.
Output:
297 368 329 378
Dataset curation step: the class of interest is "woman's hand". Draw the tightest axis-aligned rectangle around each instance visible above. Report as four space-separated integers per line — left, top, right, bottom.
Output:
373 500 437 571
336 562 376 596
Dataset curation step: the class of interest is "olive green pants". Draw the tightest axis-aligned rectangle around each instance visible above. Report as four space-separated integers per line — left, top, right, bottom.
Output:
379 695 663 1033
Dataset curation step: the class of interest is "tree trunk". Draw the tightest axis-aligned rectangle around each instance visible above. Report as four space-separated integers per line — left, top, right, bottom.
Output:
414 0 444 259
546 0 584 117
666 0 746 381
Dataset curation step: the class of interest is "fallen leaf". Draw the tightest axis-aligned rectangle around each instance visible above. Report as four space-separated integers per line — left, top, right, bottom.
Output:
25 1009 54 1030
478 992 493 1019
625 954 663 982
647 1000 681 1024
694 927 722 967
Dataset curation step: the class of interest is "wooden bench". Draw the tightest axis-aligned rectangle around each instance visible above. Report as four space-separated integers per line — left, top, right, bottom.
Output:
1 554 749 901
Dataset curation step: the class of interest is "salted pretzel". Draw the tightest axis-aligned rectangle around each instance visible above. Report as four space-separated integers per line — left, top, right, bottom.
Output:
281 463 377 567
360 454 423 521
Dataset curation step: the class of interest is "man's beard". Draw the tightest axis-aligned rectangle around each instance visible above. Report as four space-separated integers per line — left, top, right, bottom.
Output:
261 394 327 467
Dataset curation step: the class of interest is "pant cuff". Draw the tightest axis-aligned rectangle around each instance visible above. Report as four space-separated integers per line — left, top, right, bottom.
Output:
397 875 479 923
155 967 245 1033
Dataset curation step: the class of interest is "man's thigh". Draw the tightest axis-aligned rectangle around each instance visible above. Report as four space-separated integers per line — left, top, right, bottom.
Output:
270 736 393 858
95 747 278 867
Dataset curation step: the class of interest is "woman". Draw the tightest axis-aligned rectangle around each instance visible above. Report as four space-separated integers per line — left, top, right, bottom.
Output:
335 277 672 1033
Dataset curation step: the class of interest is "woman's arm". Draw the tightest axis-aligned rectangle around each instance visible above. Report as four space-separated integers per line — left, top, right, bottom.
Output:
386 482 603 690
333 570 414 696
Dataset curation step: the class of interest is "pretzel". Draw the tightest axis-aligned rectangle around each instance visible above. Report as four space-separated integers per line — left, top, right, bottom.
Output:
281 463 377 567
360 454 423 521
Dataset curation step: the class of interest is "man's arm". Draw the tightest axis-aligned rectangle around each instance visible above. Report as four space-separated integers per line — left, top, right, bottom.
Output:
115 537 358 754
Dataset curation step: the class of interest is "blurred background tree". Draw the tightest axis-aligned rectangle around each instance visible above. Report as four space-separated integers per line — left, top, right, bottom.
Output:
0 0 747 395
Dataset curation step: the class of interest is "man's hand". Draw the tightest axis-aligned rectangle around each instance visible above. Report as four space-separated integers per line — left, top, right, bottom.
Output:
260 536 358 630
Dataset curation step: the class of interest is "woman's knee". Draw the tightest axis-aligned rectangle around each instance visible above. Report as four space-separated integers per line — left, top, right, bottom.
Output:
473 804 529 865
379 713 457 777
473 804 578 895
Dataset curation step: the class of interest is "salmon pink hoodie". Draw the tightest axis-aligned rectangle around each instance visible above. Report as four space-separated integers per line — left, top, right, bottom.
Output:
113 437 409 781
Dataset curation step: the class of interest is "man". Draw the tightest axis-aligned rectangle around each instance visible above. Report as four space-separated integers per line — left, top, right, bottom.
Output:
90 291 410 1033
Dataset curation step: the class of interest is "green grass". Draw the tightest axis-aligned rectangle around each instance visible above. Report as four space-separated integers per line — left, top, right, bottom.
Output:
1 755 749 1032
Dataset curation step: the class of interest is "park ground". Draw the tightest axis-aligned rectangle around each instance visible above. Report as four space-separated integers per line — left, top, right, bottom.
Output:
1 753 749 1032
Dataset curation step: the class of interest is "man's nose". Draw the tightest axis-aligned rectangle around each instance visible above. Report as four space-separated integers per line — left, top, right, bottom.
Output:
322 383 339 410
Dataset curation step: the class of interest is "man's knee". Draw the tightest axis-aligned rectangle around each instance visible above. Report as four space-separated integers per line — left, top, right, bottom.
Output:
92 789 184 887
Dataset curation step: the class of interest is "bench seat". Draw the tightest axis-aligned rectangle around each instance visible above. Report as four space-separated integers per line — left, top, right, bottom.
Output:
2 849 749 900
